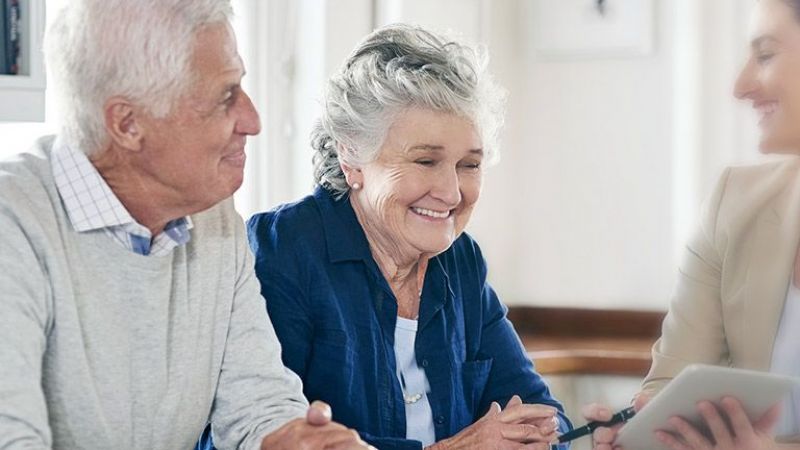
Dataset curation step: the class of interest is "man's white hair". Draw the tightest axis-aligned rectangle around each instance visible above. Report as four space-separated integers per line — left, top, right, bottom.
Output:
44 0 234 155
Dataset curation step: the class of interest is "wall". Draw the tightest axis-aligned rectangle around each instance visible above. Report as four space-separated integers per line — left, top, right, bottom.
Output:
459 0 674 310
463 0 762 311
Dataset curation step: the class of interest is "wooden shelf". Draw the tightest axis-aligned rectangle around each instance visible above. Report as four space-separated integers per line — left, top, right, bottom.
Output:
509 306 665 377
0 0 46 122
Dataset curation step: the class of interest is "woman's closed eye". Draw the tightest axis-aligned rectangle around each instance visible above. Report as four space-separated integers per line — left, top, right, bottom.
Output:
756 52 776 65
459 161 481 170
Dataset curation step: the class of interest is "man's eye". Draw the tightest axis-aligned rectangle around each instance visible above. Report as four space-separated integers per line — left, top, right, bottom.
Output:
415 159 435 166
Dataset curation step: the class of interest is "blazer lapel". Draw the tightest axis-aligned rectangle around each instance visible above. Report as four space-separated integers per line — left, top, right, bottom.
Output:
742 167 800 370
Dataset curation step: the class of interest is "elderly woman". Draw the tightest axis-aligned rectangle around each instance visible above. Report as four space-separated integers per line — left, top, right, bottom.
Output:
593 1 800 449
246 25 572 449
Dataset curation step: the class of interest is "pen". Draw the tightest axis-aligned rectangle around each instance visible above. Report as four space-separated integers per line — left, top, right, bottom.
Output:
556 406 636 444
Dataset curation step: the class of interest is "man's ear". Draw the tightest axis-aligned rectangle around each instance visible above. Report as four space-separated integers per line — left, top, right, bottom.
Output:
103 96 143 152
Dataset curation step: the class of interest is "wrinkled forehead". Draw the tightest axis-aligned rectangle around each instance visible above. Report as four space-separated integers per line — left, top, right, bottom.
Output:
188 22 244 86
191 22 241 69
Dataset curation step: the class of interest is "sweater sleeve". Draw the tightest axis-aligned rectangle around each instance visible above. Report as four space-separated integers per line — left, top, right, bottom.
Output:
0 206 52 449
208 212 308 450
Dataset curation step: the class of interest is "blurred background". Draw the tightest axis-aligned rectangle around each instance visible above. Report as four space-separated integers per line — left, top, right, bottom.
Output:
0 1 769 446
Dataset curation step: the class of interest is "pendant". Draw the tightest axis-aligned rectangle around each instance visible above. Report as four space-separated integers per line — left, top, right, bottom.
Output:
403 393 423 404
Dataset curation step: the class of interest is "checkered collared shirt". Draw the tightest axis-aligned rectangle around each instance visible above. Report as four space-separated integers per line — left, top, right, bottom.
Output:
51 139 193 256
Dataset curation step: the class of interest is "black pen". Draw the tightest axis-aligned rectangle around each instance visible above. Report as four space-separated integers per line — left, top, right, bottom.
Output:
556 406 636 444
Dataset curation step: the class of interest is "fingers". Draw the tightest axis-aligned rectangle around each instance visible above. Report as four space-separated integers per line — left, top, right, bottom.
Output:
593 426 616 445
500 423 557 443
655 430 691 450
667 416 711 449
307 400 333 426
697 401 733 448
720 396 755 437
633 392 652 412
321 428 372 450
480 402 502 421
535 416 558 430
498 403 557 424
261 419 360 450
506 394 523 409
581 403 613 422
755 402 782 433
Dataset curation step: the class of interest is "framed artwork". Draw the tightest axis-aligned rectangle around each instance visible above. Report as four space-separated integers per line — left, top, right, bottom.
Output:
532 0 655 59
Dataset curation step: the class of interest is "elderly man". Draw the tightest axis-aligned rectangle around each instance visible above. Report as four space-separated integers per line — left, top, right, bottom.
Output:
0 1 371 449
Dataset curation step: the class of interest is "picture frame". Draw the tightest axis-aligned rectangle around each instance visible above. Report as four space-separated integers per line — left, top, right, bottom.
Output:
531 0 655 59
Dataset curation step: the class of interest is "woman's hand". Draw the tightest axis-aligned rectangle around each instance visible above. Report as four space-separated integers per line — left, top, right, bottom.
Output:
585 391 652 450
505 395 560 431
426 398 559 450
656 397 780 450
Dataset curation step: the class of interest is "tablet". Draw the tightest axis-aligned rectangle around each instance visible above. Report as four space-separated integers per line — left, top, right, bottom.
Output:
615 364 798 450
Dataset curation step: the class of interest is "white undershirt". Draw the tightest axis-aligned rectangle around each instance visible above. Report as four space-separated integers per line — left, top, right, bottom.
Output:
394 317 436 446
770 283 800 437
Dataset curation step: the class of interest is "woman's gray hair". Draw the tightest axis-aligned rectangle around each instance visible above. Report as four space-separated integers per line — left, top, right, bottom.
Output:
45 0 234 156
312 23 507 198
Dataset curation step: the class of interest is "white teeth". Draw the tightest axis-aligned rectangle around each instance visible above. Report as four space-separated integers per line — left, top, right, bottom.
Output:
412 207 450 219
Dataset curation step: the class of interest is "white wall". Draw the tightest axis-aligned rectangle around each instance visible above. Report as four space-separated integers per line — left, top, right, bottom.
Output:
463 0 676 310
462 0 762 311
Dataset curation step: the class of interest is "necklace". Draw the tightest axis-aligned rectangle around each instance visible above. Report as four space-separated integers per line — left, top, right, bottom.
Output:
399 372 424 404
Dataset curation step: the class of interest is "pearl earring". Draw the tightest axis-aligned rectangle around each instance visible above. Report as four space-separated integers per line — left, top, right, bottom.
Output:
352 182 361 190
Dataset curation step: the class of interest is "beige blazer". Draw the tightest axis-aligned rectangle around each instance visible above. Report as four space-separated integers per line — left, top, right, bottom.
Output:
644 157 800 394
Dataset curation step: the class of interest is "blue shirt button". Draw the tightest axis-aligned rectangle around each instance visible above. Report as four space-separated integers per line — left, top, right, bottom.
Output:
421 359 429 368
435 415 445 425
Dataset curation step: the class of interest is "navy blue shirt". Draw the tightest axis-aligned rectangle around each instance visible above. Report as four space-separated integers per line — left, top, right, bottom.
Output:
246 187 571 449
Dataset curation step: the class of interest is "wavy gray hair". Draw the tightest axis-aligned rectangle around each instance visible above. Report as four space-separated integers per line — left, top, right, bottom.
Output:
312 24 506 198
45 0 234 155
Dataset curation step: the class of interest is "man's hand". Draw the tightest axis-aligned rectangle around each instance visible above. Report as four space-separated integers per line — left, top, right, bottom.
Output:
260 401 376 450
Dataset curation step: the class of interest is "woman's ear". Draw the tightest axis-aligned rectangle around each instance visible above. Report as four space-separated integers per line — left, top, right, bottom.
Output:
104 96 143 152
340 161 364 190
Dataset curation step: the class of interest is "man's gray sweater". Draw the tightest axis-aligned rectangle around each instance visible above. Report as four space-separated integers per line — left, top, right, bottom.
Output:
0 136 307 449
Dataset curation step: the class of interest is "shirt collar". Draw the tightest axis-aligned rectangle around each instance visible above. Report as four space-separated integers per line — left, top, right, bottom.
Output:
51 138 194 236
313 186 373 263
418 257 454 331
313 186 455 330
